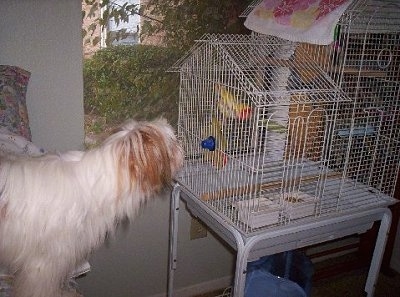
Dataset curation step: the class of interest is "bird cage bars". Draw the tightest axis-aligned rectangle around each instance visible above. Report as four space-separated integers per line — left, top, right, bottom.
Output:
295 0 400 200
173 1 399 235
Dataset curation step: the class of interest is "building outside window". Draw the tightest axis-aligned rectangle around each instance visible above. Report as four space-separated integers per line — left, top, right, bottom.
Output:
104 0 141 46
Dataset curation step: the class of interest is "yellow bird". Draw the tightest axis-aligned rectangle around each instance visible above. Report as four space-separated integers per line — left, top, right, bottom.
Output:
210 117 227 151
216 84 252 120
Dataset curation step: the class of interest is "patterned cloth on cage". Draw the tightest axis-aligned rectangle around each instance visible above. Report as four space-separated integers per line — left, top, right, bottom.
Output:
244 0 354 45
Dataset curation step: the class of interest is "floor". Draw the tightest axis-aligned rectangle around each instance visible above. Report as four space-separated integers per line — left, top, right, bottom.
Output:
192 261 400 297
311 269 400 297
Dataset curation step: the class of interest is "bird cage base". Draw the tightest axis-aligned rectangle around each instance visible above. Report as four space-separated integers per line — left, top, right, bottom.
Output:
281 192 315 221
234 192 315 229
234 197 281 229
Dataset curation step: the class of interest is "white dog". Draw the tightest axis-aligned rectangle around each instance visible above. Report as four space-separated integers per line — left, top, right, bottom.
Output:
0 118 183 297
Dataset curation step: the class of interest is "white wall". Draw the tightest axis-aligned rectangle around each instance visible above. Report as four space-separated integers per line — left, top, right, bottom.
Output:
0 0 84 151
77 194 235 297
0 1 235 296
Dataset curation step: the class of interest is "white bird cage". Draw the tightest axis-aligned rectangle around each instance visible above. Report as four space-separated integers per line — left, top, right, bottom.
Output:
172 0 399 235
296 0 400 199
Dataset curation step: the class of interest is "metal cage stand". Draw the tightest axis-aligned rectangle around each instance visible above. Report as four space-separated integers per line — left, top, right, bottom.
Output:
168 183 392 297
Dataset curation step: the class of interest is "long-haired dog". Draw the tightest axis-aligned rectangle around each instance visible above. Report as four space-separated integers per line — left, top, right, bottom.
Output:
0 118 183 297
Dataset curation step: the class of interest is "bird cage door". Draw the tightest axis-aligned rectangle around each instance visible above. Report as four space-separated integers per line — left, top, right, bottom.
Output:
336 1 400 200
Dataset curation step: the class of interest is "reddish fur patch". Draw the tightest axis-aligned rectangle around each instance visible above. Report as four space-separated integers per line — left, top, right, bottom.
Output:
0 203 7 219
116 125 173 199
132 129 171 193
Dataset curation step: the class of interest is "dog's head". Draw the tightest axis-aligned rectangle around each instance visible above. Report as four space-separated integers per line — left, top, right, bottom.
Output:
104 118 183 197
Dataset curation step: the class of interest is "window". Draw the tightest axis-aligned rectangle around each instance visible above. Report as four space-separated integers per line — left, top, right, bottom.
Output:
105 0 140 45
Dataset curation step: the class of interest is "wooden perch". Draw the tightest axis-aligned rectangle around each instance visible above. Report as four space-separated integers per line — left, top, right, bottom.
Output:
200 171 342 201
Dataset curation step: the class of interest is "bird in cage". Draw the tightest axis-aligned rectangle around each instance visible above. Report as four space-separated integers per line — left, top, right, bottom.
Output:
216 84 252 120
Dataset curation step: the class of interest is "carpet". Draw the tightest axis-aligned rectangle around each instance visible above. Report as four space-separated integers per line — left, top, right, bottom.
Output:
193 269 400 297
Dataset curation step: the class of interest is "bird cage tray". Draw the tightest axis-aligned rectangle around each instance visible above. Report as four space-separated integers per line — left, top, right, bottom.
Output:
234 197 281 229
233 192 315 229
282 192 316 221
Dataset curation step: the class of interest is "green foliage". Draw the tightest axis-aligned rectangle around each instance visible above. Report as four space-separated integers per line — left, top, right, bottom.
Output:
82 0 253 50
82 0 254 136
141 0 253 50
83 44 182 126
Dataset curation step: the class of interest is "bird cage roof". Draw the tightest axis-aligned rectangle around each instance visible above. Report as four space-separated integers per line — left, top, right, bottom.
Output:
171 33 350 105
239 0 262 18
340 0 400 33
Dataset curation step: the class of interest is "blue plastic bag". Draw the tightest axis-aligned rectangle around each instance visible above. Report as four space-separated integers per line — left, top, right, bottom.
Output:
245 251 313 297
245 269 306 297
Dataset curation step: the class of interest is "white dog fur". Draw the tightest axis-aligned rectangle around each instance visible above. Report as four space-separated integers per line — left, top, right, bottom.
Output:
0 118 183 297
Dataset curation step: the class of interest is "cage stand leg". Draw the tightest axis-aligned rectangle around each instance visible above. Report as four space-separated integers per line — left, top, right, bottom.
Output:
230 209 393 297
231 232 279 297
169 185 392 297
364 209 392 297
232 243 247 297
167 183 181 297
